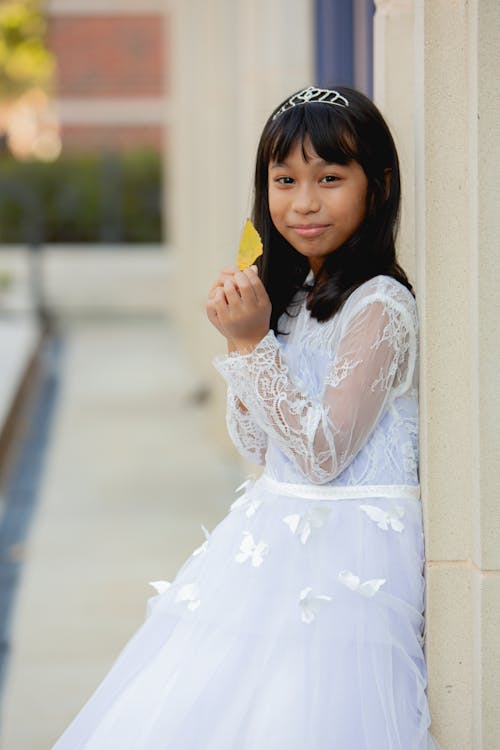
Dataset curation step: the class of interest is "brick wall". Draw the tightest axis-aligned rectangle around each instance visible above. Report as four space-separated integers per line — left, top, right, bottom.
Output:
48 12 166 153
49 15 165 98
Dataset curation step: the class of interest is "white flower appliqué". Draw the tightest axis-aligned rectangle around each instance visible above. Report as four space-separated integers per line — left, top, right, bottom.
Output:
299 587 332 624
149 580 171 594
235 531 269 567
283 506 331 544
175 583 201 611
359 504 405 532
192 525 210 556
338 569 386 598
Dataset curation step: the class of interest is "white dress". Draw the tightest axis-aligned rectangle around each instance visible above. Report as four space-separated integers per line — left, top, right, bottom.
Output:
52 274 440 750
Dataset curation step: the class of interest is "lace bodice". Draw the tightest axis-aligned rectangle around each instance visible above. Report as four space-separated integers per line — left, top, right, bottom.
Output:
214 275 419 487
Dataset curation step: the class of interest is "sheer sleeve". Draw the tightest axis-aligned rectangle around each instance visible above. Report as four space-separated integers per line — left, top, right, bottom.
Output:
225 387 268 465
214 289 417 484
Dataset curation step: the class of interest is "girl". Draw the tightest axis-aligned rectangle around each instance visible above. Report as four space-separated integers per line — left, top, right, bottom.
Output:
52 86 439 749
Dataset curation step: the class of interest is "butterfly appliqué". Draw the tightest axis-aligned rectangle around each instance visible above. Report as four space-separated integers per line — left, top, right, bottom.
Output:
149 580 201 611
230 478 262 518
175 583 201 611
338 569 386 598
147 580 171 618
235 531 269 567
359 504 405 532
149 580 171 595
191 525 210 556
283 506 331 544
299 587 332 624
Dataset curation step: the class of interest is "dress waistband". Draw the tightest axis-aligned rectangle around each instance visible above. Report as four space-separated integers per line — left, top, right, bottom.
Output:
259 475 420 502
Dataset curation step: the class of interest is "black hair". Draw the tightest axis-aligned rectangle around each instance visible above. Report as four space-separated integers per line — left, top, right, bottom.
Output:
252 85 413 333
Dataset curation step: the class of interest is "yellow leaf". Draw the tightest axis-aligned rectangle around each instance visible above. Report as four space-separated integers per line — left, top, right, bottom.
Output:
237 219 263 270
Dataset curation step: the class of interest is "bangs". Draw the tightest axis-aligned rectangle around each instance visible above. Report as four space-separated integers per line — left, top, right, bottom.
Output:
266 105 358 166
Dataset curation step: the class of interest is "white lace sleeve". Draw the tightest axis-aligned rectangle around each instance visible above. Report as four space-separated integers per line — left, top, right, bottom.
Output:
225 387 268 465
214 289 417 484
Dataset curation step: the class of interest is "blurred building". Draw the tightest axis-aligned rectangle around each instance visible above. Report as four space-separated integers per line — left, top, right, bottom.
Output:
46 0 167 154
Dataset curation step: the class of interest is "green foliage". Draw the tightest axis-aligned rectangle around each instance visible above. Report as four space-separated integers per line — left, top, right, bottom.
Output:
0 0 54 96
0 149 163 243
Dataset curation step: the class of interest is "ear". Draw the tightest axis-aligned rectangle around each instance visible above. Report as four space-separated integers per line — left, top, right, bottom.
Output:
384 168 392 199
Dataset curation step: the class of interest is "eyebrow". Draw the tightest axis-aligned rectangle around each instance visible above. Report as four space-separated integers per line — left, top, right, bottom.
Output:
269 158 340 169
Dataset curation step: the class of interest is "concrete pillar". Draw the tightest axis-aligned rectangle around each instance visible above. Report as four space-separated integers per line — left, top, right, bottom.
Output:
168 0 313 441
375 1 500 748
373 0 416 283
417 2 500 747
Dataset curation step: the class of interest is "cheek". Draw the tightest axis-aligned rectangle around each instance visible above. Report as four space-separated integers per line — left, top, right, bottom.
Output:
347 187 368 225
354 196 367 224
268 191 284 225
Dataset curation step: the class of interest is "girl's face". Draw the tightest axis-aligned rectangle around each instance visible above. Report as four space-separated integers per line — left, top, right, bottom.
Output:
268 137 368 274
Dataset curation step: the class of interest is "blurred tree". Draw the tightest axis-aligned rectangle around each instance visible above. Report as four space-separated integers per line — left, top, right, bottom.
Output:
0 0 54 97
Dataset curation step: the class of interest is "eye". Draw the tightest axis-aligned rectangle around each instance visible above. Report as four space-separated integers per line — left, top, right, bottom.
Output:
321 175 340 184
275 176 294 185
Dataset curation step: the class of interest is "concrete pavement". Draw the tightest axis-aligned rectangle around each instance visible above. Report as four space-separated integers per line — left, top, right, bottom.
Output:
0 314 242 749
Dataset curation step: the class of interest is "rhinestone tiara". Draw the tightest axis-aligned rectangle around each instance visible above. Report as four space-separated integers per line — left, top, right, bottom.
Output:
272 86 349 121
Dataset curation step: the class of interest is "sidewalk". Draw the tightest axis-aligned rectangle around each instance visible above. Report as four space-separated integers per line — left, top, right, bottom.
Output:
0 315 242 750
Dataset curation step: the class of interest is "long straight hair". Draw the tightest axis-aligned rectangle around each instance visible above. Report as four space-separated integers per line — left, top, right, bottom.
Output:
252 86 412 333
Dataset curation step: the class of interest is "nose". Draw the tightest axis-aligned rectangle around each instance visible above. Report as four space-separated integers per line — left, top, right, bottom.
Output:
292 183 320 214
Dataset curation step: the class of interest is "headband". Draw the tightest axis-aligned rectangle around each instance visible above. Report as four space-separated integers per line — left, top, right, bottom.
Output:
272 86 349 121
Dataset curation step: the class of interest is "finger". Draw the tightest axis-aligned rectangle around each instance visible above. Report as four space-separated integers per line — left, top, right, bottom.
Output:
223 279 242 306
206 299 218 323
207 289 225 312
208 283 219 300
213 284 230 309
215 286 228 305
234 270 258 303
208 271 235 299
206 298 222 329
242 267 269 303
208 281 227 300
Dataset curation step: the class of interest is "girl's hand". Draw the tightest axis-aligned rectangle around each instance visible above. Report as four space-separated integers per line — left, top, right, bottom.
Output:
207 266 239 301
206 266 271 352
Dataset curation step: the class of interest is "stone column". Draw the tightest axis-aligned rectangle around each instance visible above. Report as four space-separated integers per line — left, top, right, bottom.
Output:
416 2 500 747
472 5 500 741
375 1 500 748
373 0 416 283
168 0 313 442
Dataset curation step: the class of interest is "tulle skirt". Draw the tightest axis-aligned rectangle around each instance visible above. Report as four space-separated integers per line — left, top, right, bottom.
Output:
52 476 440 749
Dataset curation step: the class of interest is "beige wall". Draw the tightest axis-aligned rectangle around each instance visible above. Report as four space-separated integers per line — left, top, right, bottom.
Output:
374 1 500 748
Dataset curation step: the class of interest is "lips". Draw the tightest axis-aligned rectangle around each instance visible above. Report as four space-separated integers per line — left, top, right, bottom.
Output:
291 224 330 238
